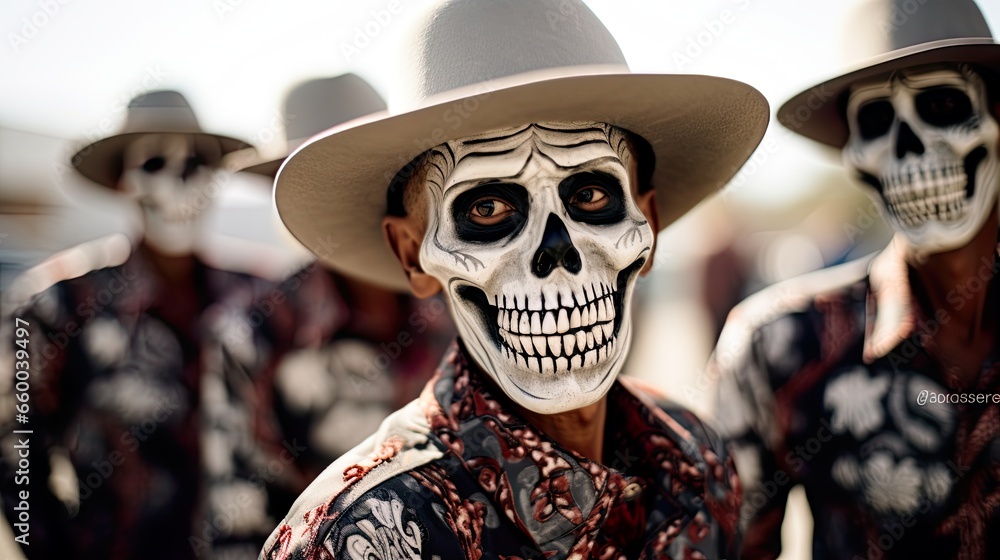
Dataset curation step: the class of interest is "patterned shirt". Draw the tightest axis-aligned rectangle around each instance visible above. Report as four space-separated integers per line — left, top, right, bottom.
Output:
261 343 741 560
1 244 275 560
712 241 1000 560
203 264 454 558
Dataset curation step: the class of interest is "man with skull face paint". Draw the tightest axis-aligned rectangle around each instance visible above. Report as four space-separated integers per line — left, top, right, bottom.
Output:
259 0 769 558
713 0 1000 558
0 91 281 559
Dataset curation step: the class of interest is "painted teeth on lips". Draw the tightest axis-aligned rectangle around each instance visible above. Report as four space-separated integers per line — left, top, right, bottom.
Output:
494 282 618 368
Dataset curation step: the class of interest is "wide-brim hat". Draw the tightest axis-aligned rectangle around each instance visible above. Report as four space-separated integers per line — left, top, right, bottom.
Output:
275 0 770 291
72 90 250 188
240 74 388 177
778 0 1000 148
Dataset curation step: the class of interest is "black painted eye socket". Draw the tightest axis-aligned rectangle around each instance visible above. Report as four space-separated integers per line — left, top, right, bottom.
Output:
559 172 625 225
182 155 205 179
916 87 973 127
452 183 529 243
857 99 895 140
142 156 166 173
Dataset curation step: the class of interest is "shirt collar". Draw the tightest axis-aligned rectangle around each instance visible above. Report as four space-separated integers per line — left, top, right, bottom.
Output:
863 236 916 362
863 236 1000 362
418 344 732 549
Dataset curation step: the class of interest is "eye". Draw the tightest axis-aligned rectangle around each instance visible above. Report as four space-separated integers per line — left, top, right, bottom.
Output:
469 197 516 225
568 186 609 212
916 87 973 127
856 99 895 140
558 172 626 225
142 156 166 173
452 183 529 243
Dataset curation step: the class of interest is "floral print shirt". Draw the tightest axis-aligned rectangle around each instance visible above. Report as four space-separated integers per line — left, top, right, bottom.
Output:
712 241 1000 560
0 245 275 560
260 344 741 559
205 264 454 558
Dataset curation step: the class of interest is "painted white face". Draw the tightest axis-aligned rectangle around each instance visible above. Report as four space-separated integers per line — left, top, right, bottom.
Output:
120 134 217 256
417 122 653 414
844 64 1000 253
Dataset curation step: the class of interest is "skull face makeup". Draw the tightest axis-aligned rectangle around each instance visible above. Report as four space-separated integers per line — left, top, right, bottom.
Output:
415 122 653 414
120 134 219 256
844 64 1000 253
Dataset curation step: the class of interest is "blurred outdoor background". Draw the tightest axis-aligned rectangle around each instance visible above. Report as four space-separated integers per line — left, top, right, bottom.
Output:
2 0 1000 558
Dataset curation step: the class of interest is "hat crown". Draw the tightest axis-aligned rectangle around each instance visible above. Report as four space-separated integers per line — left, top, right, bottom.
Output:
283 74 387 141
122 90 202 134
846 0 993 62
396 0 627 110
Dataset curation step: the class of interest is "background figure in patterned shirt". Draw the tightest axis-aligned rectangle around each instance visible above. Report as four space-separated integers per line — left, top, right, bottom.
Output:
712 0 1000 558
0 90 278 559
198 74 455 557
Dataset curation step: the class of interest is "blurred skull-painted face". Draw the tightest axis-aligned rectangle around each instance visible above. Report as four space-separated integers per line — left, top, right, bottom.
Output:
120 134 219 256
415 122 653 414
844 64 1000 253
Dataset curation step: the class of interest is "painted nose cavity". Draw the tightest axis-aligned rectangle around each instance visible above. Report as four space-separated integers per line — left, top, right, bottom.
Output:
532 213 581 278
896 121 926 159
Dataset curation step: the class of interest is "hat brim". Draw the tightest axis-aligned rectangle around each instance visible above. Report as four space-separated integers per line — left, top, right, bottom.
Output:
241 157 284 178
236 138 309 178
275 68 769 291
778 38 1000 148
72 131 251 188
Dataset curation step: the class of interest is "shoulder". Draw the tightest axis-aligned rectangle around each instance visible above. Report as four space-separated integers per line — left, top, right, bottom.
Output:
712 255 874 381
260 400 446 559
6 234 133 314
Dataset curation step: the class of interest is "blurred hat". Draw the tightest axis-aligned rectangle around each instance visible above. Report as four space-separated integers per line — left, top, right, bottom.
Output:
71 90 251 188
274 0 770 291
779 0 1000 148
240 74 387 177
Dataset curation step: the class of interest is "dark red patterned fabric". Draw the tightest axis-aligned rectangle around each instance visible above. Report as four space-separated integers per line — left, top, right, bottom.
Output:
260 344 740 559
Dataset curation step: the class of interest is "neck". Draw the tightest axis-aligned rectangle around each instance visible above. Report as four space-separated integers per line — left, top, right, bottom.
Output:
518 397 608 463
910 208 999 329
141 241 196 285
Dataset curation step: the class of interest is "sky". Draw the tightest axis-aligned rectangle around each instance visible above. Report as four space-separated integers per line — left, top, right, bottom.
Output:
2 0 1000 210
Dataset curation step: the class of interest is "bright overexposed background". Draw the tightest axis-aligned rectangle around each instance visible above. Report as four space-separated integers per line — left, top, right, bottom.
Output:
2 1 1000 558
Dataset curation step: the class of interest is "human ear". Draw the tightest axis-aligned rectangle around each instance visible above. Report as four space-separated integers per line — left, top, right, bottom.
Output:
382 214 443 297
634 188 659 275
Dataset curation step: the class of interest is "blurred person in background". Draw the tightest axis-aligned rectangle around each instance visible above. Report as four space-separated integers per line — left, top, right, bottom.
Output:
196 74 454 557
258 0 769 557
713 0 1000 558
0 90 275 559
